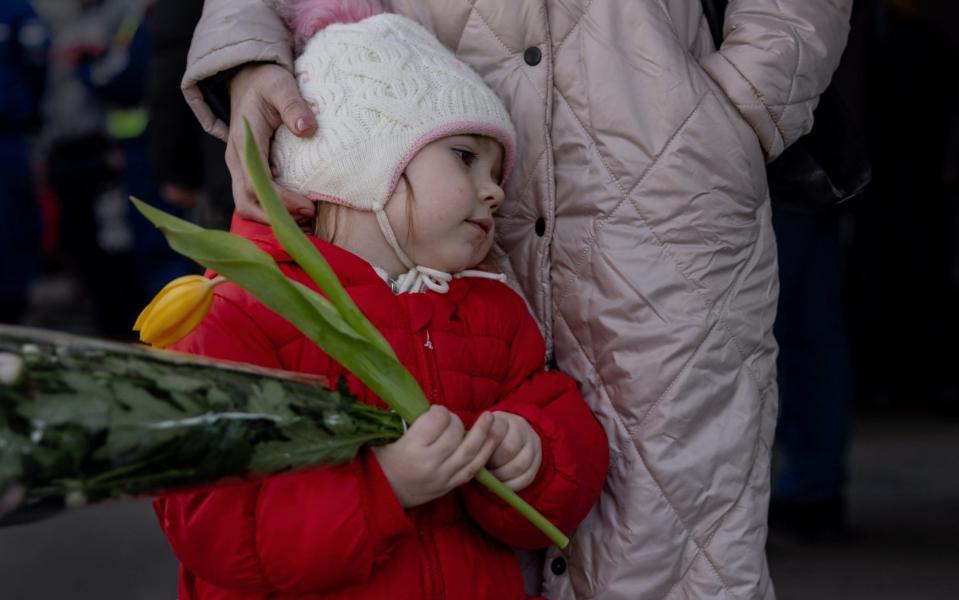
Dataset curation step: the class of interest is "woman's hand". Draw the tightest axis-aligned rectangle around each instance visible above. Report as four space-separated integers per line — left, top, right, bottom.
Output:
486 412 543 492
372 406 499 508
226 63 317 224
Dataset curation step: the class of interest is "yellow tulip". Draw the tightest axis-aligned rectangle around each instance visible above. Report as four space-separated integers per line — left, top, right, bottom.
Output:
133 275 225 348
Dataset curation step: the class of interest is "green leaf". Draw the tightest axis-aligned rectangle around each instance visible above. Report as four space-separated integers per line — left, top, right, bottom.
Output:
156 375 209 394
112 381 181 423
249 420 386 473
248 380 297 419
130 197 363 346
242 121 398 361
130 197 429 423
204 387 232 410
61 372 111 396
18 394 109 429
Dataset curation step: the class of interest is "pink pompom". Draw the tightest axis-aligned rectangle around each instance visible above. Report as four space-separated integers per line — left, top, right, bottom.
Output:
278 0 384 52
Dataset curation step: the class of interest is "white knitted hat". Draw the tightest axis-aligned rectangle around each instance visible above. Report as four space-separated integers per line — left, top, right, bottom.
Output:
271 13 516 270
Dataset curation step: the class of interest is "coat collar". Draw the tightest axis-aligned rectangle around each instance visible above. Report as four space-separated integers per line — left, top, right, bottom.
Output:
229 214 385 289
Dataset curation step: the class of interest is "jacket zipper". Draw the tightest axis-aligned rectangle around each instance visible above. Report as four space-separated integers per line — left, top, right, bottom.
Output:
415 326 445 598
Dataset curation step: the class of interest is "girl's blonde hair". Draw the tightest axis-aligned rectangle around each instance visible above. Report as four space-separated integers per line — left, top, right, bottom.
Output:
314 175 416 244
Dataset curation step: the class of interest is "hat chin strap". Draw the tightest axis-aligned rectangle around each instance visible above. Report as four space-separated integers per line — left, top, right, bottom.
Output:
374 206 416 271
373 206 505 294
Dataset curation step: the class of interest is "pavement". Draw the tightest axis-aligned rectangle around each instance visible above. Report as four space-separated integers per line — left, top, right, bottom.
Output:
768 418 959 600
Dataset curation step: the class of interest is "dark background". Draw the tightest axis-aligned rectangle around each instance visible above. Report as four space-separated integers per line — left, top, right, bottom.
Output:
0 1 956 598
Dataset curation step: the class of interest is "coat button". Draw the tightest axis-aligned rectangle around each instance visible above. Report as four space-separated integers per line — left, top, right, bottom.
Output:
550 557 567 575
524 46 542 66
534 217 546 236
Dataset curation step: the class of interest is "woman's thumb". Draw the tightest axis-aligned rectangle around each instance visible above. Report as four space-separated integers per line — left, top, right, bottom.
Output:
267 75 317 137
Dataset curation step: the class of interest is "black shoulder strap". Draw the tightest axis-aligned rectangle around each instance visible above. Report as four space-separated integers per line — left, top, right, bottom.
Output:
701 0 729 49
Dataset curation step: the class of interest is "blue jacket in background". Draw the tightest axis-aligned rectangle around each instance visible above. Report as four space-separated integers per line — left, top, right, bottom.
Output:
0 0 48 131
0 0 48 302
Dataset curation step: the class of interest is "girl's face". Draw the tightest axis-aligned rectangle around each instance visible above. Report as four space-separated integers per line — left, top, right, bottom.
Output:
385 135 505 274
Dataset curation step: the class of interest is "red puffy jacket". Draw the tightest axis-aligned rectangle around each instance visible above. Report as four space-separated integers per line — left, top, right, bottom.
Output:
153 218 608 600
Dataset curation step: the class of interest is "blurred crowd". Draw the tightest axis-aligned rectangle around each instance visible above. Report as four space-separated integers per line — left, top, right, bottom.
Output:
1 0 231 339
0 0 957 543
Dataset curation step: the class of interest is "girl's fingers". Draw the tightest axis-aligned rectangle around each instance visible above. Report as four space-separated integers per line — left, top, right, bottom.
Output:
432 413 466 460
449 429 499 488
501 468 537 492
493 430 543 476
489 423 523 468
488 412 508 446
411 405 455 448
444 413 493 479
490 442 532 481
497 446 543 491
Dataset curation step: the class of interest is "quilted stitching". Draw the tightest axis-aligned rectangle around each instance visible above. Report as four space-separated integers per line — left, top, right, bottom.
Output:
445 2 780 597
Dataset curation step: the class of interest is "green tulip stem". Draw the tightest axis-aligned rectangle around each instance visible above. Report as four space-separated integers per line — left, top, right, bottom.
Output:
474 467 570 549
242 120 397 361
241 120 569 547
134 120 573 549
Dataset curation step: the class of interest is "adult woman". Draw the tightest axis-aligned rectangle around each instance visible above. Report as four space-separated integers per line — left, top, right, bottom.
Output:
181 2 852 598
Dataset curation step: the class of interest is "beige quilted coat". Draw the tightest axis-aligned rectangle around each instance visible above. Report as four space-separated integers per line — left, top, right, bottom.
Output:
183 1 852 598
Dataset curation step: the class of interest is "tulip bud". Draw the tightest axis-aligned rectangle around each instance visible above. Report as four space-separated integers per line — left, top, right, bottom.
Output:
133 275 225 348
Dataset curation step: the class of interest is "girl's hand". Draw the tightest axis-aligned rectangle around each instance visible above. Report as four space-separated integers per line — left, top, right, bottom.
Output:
226 63 317 224
372 406 499 508
487 412 543 492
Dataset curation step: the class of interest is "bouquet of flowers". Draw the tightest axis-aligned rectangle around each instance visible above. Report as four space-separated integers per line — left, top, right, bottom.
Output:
0 123 569 548
0 325 403 524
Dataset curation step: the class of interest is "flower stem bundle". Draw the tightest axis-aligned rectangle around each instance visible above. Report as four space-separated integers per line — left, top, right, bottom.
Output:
0 325 403 526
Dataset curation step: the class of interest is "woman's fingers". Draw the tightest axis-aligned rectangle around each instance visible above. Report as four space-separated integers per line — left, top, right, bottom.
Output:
261 69 317 137
226 140 267 222
278 184 316 221
225 63 318 223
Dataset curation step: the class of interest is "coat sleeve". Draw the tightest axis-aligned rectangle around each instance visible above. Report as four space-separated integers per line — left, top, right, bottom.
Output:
459 302 609 549
183 0 295 140
158 292 414 593
183 0 388 140
698 0 853 161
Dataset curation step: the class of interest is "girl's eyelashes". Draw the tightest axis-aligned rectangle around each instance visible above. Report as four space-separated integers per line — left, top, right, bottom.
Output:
453 147 477 167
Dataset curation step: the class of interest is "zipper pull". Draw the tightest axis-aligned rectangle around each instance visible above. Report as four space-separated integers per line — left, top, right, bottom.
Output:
424 330 434 350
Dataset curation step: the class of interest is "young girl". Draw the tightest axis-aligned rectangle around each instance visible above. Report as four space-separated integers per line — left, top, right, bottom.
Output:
152 5 607 600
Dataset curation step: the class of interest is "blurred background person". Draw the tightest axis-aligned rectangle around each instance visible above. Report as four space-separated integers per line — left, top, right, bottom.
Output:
769 0 959 543
38 0 195 339
146 0 231 232
0 0 49 325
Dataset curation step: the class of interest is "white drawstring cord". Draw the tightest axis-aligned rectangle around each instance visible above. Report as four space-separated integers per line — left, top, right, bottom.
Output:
371 205 507 294
453 270 508 283
374 265 507 295
395 266 453 294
